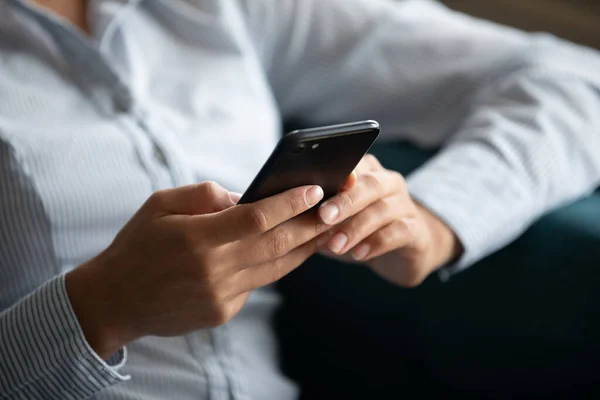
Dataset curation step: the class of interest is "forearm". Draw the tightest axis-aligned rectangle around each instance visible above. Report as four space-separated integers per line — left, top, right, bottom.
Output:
407 70 600 276
0 275 129 399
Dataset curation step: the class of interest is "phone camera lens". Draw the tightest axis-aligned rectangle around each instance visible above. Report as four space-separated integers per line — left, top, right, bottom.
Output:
292 144 306 154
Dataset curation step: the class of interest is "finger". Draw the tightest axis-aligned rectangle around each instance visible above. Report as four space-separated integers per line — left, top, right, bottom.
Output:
350 219 416 262
231 210 329 267
151 181 235 216
316 230 334 247
201 185 324 243
325 196 400 255
229 192 242 204
318 170 405 225
234 237 319 292
316 245 358 264
355 154 382 174
340 170 358 192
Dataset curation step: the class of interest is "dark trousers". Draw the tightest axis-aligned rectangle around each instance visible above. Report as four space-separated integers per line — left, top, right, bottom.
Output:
274 142 600 399
275 252 600 400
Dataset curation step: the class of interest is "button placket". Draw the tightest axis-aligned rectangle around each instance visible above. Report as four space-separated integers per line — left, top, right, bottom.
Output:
152 144 168 167
113 87 134 114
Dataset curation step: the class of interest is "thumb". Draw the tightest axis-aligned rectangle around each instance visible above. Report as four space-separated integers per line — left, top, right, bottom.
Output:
340 170 358 192
152 182 236 215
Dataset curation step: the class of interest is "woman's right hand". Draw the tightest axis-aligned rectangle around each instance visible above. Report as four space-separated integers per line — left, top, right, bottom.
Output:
65 181 326 359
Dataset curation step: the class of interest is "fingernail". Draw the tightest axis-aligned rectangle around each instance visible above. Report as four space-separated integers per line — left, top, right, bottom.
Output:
319 203 340 224
306 186 324 206
352 244 371 261
329 233 348 254
228 192 242 204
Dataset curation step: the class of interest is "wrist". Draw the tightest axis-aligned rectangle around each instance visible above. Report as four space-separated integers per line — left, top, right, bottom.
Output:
414 202 463 269
65 254 131 360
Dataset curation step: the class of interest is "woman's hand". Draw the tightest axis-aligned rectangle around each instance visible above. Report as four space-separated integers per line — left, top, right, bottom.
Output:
66 181 328 359
317 155 463 287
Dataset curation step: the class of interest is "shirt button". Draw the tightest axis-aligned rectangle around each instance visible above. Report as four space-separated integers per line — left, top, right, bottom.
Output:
153 145 168 166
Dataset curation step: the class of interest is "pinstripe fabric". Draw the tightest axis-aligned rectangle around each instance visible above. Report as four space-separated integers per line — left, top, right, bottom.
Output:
1 0 600 399
240 0 600 274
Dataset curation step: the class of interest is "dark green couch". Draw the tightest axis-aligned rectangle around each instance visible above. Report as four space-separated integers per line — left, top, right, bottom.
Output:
276 142 600 399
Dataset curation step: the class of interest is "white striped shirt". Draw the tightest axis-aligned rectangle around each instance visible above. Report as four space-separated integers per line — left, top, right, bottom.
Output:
1 0 600 399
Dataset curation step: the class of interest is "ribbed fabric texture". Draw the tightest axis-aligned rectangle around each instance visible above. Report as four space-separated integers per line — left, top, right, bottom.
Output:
1 0 600 399
0 276 128 399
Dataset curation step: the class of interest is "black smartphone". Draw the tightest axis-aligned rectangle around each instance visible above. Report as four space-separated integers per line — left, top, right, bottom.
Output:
238 120 380 204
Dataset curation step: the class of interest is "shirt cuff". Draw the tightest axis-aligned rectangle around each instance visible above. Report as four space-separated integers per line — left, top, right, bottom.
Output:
0 275 129 399
106 347 127 371
57 273 131 383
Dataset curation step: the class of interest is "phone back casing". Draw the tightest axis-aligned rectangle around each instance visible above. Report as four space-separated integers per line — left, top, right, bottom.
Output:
239 121 380 204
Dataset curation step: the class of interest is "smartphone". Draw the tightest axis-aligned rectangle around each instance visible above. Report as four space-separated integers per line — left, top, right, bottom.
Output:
238 120 380 204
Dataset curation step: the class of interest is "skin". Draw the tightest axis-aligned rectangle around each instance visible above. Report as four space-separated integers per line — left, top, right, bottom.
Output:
317 155 462 287
31 0 89 34
34 0 462 360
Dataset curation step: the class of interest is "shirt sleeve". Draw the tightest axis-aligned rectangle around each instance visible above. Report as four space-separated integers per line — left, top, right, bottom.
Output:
408 69 600 277
237 0 600 274
0 274 129 400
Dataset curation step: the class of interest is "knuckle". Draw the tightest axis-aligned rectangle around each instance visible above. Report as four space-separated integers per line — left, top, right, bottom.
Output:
400 219 419 247
372 231 391 249
364 154 378 165
204 284 227 304
364 154 382 170
394 172 407 190
147 190 167 209
199 181 221 200
267 228 292 258
361 172 381 191
287 191 308 215
247 206 270 233
337 191 354 212
377 198 393 212
209 303 231 326
413 236 430 257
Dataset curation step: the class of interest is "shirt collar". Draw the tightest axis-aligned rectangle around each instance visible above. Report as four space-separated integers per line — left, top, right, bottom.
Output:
1 0 146 39
0 0 146 67
0 1 67 69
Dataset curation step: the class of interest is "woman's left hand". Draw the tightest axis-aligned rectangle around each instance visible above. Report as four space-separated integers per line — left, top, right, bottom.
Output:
317 155 462 287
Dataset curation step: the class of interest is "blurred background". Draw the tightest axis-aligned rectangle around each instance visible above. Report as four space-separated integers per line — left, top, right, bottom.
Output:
440 0 600 49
